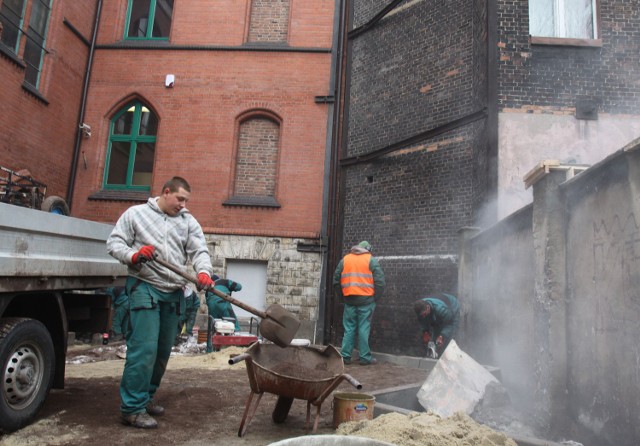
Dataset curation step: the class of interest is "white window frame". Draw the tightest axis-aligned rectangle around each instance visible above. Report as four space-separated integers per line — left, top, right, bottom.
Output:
530 0 601 46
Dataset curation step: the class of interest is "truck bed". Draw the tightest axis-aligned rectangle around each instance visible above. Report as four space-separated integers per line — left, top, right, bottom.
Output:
0 202 127 292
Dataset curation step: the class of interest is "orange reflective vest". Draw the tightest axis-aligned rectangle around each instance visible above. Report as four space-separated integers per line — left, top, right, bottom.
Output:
340 253 375 296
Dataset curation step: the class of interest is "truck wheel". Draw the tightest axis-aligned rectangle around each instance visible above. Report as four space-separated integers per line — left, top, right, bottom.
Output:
41 195 70 216
0 318 55 433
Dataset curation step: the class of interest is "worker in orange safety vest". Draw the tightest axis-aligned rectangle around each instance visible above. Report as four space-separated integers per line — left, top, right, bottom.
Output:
333 241 385 366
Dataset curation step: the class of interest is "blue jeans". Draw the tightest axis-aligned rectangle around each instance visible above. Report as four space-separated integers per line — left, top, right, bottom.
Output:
341 301 376 363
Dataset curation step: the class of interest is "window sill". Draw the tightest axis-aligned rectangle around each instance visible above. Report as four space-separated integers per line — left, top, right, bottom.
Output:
223 196 281 208
530 36 602 48
89 190 150 202
0 43 26 68
22 82 49 105
111 40 171 48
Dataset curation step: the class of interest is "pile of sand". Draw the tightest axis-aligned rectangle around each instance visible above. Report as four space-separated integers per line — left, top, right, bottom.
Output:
167 346 248 370
64 346 248 379
337 411 518 446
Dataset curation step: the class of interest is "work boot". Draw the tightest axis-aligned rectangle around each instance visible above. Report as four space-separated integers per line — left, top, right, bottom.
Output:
121 412 158 429
359 358 377 366
342 357 351 365
146 400 165 416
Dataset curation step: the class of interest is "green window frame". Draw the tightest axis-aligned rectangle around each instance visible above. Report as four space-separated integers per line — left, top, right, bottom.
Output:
104 102 157 191
23 0 51 88
124 0 173 40
0 0 27 53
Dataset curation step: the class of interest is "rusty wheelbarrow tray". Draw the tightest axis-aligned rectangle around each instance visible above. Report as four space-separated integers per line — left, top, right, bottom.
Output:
229 343 362 437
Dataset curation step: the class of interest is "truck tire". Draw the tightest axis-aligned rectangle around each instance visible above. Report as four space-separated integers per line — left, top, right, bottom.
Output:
41 195 70 216
0 318 55 433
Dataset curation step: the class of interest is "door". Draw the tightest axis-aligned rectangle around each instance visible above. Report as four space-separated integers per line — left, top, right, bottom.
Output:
225 260 268 319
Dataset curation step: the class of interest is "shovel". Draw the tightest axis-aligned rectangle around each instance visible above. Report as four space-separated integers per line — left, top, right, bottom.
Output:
153 256 300 348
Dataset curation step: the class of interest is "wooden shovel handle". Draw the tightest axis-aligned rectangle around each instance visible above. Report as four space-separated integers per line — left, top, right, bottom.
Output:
153 257 267 319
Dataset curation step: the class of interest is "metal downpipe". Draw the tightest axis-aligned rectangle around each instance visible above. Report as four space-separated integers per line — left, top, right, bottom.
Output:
66 0 102 212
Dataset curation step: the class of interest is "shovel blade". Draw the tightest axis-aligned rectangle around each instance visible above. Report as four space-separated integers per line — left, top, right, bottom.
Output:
259 304 301 347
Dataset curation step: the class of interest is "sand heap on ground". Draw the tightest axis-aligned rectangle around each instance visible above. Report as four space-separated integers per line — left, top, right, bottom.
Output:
337 411 518 446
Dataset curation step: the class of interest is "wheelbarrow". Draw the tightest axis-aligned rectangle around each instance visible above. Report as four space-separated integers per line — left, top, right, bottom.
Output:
229 343 362 437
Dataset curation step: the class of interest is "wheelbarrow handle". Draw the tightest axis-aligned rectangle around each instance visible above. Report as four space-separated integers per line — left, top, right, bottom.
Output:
343 373 362 390
312 373 363 406
229 353 251 365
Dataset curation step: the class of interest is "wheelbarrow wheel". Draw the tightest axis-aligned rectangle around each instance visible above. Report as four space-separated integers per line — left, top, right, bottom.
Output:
272 396 294 423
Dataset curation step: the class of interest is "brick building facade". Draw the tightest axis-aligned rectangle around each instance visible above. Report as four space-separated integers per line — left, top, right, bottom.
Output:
1 0 337 338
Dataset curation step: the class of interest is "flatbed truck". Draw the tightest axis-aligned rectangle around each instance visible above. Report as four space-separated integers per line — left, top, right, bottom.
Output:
0 202 126 432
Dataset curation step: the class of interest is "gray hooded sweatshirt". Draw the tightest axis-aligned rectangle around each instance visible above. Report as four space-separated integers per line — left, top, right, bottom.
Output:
107 197 213 293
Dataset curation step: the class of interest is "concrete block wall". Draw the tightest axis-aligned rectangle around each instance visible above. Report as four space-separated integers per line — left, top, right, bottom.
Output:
459 142 640 445
563 146 640 446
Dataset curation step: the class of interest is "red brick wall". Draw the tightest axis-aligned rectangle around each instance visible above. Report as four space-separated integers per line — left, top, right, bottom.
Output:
234 117 279 197
72 0 335 238
0 0 95 203
247 0 290 43
96 1 334 48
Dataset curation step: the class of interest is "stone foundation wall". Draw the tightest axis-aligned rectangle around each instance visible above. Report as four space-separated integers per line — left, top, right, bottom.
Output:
206 234 323 322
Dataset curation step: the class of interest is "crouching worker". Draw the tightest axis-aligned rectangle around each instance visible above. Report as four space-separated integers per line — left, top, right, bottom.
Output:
413 293 460 356
107 176 215 429
206 279 243 332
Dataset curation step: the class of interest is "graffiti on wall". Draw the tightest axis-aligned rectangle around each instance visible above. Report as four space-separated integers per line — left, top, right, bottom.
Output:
592 212 640 321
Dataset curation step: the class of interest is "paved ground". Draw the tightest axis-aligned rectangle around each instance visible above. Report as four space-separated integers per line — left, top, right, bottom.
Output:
0 342 429 446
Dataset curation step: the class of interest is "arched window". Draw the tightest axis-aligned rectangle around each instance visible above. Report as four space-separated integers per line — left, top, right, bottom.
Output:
226 113 281 207
104 101 157 190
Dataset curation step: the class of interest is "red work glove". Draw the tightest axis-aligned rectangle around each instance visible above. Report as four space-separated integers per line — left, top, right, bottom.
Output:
197 272 214 291
132 245 155 264
422 332 431 344
435 335 444 348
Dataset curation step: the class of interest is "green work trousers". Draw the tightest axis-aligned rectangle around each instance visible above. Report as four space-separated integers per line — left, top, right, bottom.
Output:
120 278 181 415
112 294 129 336
341 301 376 363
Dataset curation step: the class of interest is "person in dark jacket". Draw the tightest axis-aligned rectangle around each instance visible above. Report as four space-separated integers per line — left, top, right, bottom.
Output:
413 293 460 355
177 285 198 337
333 241 385 366
205 278 243 332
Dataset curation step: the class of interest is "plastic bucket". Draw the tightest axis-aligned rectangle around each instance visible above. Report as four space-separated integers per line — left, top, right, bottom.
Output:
332 392 375 428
